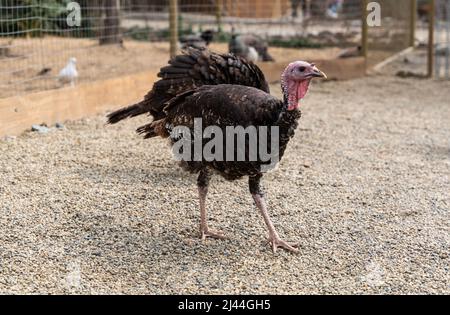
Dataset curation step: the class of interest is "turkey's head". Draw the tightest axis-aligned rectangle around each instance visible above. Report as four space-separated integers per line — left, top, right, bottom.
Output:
281 61 327 111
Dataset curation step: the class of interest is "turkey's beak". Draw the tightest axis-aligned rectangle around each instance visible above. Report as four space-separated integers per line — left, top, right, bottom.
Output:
311 67 327 79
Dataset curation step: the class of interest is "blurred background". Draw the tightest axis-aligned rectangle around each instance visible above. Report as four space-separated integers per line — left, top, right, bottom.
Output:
0 0 448 99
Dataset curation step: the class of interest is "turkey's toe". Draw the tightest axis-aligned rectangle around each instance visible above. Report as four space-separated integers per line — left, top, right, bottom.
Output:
201 229 227 240
267 237 299 253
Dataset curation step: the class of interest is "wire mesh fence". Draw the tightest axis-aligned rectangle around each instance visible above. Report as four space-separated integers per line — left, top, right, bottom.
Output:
2 1 440 100
434 0 450 78
0 0 170 99
0 0 366 100
103 0 365 48
365 0 415 68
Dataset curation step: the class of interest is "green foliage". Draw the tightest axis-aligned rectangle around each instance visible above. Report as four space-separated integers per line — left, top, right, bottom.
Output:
269 37 323 49
184 24 193 36
125 26 152 42
215 32 322 49
0 0 84 37
177 14 195 37
124 26 171 42
215 31 231 43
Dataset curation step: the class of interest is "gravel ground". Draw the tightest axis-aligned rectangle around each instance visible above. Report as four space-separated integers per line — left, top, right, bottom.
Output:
0 75 449 294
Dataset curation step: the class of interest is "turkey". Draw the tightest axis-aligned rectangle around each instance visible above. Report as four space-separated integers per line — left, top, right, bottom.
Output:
338 46 362 59
229 30 275 62
107 48 326 253
229 33 259 63
180 30 215 49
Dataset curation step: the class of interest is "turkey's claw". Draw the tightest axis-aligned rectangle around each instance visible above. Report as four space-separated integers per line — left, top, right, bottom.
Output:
266 237 299 253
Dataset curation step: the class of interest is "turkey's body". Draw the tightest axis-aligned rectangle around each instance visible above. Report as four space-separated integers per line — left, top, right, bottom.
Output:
147 84 301 181
107 48 326 253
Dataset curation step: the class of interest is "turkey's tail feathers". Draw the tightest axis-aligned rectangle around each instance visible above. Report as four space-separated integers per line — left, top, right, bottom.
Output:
136 119 169 139
107 100 148 124
107 91 168 124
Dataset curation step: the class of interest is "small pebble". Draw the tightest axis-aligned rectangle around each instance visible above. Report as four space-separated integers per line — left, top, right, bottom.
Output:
56 122 65 129
31 124 50 134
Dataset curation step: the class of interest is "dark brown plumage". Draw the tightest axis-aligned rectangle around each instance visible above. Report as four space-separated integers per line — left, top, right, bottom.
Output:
107 48 326 253
139 85 300 181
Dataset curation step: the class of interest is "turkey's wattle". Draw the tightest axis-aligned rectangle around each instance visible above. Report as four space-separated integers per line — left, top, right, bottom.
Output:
281 61 327 111
107 48 326 253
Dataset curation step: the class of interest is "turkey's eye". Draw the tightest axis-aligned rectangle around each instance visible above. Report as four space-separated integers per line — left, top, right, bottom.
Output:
298 66 306 72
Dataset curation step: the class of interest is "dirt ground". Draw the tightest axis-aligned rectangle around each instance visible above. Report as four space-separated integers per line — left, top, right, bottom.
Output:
0 72 449 294
0 37 341 98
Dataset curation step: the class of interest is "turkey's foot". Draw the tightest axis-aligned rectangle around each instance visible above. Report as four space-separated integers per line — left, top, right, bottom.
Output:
267 236 299 253
200 228 227 240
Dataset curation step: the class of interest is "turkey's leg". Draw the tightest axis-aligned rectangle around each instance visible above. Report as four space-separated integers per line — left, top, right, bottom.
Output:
249 175 299 253
198 169 226 240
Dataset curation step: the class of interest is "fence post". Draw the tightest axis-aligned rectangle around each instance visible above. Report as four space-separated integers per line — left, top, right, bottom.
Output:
169 0 179 59
361 0 368 71
306 0 311 18
216 0 223 33
446 0 450 79
428 0 435 77
410 0 417 47
100 0 122 45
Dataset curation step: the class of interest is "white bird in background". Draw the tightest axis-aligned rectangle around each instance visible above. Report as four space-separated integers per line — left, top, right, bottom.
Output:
247 47 259 63
59 57 78 86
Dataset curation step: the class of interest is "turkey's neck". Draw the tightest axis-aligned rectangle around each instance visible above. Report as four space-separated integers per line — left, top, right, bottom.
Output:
276 103 301 136
279 81 301 124
277 81 302 147
281 76 290 111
